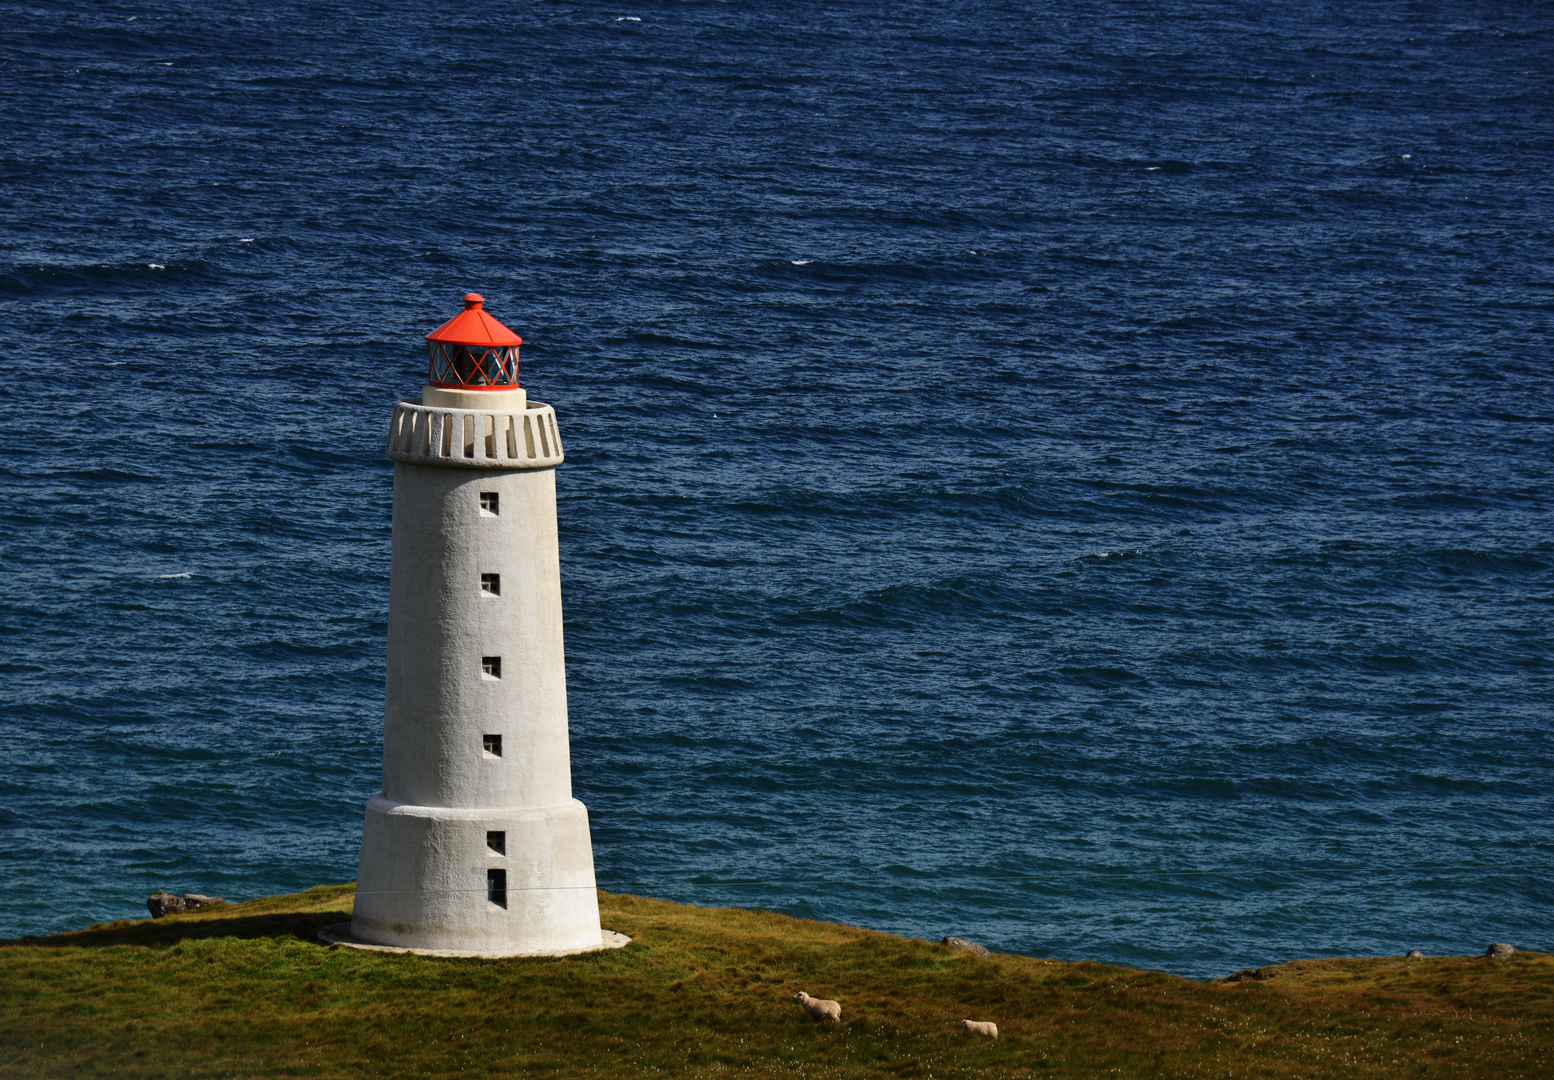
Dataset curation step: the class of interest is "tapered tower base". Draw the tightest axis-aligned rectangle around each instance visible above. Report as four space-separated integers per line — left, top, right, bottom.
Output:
350 795 603 955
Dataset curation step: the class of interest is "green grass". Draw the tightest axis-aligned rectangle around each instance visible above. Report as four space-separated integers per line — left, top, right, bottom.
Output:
2 885 1550 1078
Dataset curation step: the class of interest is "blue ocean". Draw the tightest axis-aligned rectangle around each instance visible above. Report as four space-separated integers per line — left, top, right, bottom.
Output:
2 0 1550 978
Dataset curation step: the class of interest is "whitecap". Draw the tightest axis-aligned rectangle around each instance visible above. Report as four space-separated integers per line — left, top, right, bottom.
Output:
156 572 194 579
1401 154 1412 159
616 16 641 21
148 263 165 269
1145 166 1160 172
239 238 255 242
790 259 812 265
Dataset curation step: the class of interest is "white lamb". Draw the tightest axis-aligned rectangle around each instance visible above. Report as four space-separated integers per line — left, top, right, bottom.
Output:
792 991 842 1022
959 1019 998 1038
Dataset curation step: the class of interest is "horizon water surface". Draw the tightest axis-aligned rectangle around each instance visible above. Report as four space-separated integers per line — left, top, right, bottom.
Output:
1 0 1552 979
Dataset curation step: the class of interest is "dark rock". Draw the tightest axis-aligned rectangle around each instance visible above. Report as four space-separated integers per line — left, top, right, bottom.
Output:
147 893 226 919
1405 950 1425 959
942 936 990 959
1225 967 1271 983
1485 943 1516 959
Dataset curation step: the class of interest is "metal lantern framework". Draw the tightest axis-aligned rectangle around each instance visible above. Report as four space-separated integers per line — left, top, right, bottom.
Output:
425 293 522 389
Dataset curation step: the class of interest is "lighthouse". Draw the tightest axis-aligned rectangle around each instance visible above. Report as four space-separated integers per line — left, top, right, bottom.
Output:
339 294 622 957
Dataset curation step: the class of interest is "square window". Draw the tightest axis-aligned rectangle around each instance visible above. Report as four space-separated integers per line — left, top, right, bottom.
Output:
480 573 500 596
479 491 499 516
487 830 506 855
487 868 507 908
482 734 502 757
482 656 501 679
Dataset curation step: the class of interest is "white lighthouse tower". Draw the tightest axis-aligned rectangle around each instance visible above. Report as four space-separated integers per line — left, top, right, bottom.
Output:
338 293 622 957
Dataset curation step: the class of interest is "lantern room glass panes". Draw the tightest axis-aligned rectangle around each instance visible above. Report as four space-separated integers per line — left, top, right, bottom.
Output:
428 342 519 387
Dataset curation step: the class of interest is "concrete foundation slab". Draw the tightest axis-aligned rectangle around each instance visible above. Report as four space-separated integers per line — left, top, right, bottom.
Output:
318 921 630 959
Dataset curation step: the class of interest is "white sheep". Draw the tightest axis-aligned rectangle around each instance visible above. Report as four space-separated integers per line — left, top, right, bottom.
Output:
792 991 842 1022
959 1019 998 1038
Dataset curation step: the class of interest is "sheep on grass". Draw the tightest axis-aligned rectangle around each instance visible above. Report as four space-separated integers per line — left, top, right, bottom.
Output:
792 991 841 1022
959 1019 998 1038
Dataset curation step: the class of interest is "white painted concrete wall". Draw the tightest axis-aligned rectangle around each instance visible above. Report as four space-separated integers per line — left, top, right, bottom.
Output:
352 396 603 955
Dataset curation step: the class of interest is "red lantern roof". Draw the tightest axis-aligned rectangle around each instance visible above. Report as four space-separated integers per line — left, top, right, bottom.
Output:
423 294 522 389
425 293 522 347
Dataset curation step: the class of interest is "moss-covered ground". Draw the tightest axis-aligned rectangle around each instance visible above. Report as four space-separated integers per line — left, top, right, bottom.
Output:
1 885 1549 1078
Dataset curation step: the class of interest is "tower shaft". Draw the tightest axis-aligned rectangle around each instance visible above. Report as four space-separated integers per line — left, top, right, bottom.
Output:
351 390 604 955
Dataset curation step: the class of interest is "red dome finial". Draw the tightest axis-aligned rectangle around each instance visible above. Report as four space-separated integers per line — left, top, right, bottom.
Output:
425 293 522 389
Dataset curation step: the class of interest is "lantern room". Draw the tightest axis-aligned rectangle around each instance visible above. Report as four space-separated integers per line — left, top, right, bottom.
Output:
425 293 522 388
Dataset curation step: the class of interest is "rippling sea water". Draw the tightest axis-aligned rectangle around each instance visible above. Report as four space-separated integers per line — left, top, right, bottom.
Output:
2 1 1551 977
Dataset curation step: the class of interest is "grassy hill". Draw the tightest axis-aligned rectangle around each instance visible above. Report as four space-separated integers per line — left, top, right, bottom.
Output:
1 885 1548 1078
